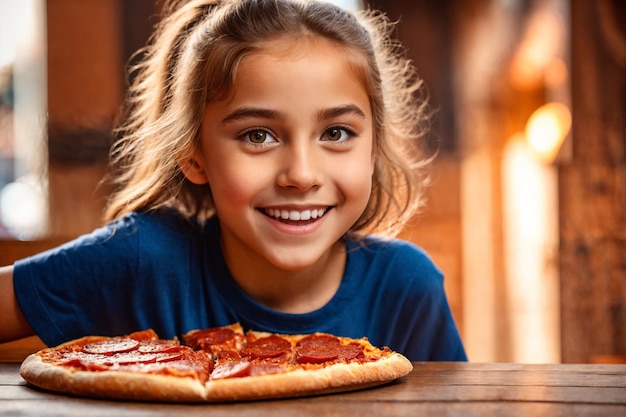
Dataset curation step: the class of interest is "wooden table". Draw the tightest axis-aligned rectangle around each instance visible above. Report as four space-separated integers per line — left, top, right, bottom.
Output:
1 362 625 416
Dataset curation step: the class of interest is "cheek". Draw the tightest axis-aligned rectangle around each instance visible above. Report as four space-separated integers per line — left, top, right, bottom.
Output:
203 154 264 208
335 156 374 205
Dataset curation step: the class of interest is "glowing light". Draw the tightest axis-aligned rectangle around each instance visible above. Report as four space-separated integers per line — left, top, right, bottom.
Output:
509 7 566 90
502 134 561 363
0 2 30 68
0 175 47 239
525 102 571 163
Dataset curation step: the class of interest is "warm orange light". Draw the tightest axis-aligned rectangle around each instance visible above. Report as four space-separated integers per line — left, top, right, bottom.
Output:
509 8 565 90
525 102 571 163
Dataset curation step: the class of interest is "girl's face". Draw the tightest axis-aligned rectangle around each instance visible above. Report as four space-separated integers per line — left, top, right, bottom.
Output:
187 37 374 272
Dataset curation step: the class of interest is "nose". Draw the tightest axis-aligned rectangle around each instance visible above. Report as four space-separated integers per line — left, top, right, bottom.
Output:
276 142 324 191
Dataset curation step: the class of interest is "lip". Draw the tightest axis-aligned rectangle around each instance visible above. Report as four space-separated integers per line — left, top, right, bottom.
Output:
257 206 331 234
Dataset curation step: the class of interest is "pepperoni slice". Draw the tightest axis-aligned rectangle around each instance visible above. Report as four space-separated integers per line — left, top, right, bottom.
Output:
296 334 341 348
155 352 184 363
338 343 365 361
59 351 109 371
295 334 344 364
108 352 159 365
82 339 139 355
295 345 339 364
216 350 241 361
241 335 291 359
61 356 110 371
63 351 157 367
295 338 365 364
138 340 182 354
210 361 252 380
188 328 235 347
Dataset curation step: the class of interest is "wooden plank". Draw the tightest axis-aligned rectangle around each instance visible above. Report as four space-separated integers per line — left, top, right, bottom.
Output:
4 374 625 405
2 363 626 417
560 0 626 363
2 390 625 417
4 363 626 392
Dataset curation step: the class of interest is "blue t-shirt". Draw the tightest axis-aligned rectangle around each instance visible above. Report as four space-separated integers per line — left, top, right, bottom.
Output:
13 211 466 361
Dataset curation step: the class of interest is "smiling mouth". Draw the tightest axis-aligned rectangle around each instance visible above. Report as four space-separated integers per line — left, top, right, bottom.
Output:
260 207 330 223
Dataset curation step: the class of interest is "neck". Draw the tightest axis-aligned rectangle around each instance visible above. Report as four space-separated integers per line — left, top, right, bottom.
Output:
222 241 346 314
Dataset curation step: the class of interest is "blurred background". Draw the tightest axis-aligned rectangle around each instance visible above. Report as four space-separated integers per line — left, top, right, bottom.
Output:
0 0 624 364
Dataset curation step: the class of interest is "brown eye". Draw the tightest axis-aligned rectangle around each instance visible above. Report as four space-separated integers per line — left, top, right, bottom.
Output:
248 130 267 143
326 128 342 141
322 127 352 142
240 129 277 146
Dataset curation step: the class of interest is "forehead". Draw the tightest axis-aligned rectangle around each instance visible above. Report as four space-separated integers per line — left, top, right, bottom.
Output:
234 35 371 95
229 36 369 105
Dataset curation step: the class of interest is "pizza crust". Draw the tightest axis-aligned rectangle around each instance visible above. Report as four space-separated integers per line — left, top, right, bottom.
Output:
19 354 209 402
20 351 412 402
203 352 413 401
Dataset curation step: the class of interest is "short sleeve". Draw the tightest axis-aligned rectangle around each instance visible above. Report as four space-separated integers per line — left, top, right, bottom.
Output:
13 217 140 346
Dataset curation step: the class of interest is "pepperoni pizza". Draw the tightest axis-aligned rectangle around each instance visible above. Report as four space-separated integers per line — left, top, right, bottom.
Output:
19 323 413 402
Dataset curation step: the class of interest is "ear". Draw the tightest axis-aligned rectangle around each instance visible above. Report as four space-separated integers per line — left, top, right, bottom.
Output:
179 155 209 185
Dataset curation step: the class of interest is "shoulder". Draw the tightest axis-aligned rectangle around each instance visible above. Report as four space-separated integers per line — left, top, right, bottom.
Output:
95 210 203 243
349 234 430 256
17 211 202 265
110 210 203 237
346 235 444 291
348 235 441 274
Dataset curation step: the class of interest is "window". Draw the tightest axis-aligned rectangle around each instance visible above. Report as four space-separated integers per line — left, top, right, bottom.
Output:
0 0 47 239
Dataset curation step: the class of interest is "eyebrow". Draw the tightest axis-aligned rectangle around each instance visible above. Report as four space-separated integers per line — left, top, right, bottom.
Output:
318 104 367 121
221 104 367 124
222 107 285 124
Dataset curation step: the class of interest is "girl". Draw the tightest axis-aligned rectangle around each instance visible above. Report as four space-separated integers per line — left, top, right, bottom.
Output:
0 0 466 361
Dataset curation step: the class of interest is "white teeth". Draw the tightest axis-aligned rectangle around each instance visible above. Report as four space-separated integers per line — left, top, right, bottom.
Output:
265 208 326 221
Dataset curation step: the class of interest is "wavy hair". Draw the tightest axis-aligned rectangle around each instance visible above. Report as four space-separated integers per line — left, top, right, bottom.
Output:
105 0 431 237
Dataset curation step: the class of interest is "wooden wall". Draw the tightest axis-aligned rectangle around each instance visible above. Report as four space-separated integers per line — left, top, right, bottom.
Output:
46 0 157 236
46 0 123 235
374 0 625 363
559 0 626 363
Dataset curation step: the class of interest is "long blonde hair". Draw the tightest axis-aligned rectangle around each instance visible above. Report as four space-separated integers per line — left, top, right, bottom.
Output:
105 0 431 237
